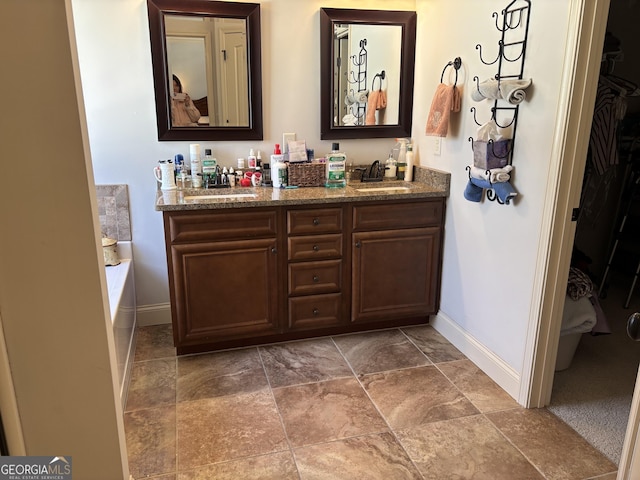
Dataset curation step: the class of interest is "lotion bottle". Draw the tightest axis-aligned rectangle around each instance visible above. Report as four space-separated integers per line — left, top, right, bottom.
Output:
404 144 414 182
271 144 287 188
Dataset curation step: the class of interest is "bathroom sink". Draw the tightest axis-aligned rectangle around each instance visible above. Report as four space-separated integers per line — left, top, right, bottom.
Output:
354 186 411 193
184 193 258 200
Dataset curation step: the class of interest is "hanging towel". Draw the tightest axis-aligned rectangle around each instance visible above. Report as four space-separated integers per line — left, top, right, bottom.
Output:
377 90 387 109
426 84 455 137
365 91 380 125
469 177 518 204
464 179 484 202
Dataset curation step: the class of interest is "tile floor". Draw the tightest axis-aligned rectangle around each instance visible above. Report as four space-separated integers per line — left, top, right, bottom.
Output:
124 324 618 480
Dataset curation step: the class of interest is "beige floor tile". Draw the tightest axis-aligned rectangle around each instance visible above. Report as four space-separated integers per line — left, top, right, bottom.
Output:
294 432 423 480
397 414 544 479
361 365 478 430
134 324 176 361
177 348 268 402
126 358 176 411
333 329 431 375
273 377 388 447
487 408 617 480
402 324 466 363
438 359 519 412
176 390 288 469
176 452 298 480
260 338 353 388
124 405 176 478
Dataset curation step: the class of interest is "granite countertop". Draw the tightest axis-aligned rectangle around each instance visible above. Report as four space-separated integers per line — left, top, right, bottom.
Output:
155 166 450 211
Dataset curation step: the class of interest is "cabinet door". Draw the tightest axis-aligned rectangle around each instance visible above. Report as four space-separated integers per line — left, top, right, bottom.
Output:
352 227 441 323
169 238 279 349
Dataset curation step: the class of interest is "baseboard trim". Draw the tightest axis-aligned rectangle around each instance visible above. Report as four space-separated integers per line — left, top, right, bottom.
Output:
136 303 172 326
431 311 521 403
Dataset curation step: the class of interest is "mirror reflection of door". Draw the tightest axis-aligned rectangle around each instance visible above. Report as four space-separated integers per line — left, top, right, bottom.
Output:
164 14 250 127
217 23 249 126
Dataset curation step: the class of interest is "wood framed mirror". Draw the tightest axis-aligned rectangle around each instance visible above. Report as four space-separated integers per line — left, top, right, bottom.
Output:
147 0 263 141
320 8 416 140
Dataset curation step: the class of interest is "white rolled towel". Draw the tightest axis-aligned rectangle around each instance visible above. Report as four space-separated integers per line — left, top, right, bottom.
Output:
471 78 532 104
468 164 513 183
355 90 369 104
342 113 357 126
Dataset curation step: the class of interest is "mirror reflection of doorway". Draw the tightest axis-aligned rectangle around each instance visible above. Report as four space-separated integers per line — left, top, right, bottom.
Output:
217 25 248 126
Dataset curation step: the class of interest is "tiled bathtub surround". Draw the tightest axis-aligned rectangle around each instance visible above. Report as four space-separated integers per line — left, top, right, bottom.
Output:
125 324 617 480
95 184 132 241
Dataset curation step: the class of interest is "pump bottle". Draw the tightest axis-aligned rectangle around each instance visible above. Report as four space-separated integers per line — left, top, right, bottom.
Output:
404 144 414 182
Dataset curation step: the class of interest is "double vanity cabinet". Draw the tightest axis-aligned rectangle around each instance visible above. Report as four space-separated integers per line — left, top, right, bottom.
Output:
157 178 448 354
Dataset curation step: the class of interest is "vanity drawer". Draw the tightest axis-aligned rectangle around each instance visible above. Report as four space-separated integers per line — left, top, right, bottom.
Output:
288 234 343 261
288 293 342 330
166 209 278 243
288 260 342 296
352 200 444 231
287 207 343 235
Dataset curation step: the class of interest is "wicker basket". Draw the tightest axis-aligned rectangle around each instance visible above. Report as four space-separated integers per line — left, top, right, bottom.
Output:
287 163 326 187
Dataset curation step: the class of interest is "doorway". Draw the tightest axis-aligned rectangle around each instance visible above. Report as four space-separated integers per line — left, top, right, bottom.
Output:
548 0 640 465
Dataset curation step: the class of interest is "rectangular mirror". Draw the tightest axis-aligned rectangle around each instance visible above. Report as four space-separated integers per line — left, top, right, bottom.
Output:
320 8 416 140
147 0 263 141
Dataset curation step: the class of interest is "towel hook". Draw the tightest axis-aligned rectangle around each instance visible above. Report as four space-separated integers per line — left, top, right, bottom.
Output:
440 57 462 86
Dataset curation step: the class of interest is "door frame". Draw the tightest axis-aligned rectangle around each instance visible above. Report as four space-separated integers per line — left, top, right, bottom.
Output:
522 0 640 476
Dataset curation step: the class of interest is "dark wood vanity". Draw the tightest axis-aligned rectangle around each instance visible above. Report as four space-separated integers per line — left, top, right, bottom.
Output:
158 181 447 355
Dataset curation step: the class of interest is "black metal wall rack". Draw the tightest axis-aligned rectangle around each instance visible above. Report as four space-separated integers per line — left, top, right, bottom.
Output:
468 0 531 203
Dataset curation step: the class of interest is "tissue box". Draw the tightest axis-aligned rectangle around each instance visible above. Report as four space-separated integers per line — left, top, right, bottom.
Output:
473 139 511 170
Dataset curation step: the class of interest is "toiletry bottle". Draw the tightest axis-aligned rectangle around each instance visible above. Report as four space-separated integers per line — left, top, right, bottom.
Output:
396 148 406 180
326 143 346 188
404 144 414 182
271 144 287 188
256 150 263 168
202 148 217 176
237 157 246 169
384 153 397 179
263 163 272 186
190 144 202 187
248 148 257 169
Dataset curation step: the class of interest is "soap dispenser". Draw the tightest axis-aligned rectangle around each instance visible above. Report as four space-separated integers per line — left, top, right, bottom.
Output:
384 153 397 179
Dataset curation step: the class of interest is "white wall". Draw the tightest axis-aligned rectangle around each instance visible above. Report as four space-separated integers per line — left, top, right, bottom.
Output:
0 0 128 476
413 0 573 392
73 0 581 399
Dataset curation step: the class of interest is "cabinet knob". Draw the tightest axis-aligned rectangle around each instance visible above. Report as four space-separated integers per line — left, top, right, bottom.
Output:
355 241 361 248
312 244 320 252
312 275 320 283
312 218 320 226
271 247 277 254
312 308 319 316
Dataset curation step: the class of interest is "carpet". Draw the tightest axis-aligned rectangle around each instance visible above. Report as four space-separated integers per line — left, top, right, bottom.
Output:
549 272 640 465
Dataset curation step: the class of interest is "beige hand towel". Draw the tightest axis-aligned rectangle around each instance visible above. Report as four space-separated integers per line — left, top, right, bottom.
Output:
366 90 380 125
426 84 454 137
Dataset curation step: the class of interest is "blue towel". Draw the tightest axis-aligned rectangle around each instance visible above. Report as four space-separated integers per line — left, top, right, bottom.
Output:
469 177 518 204
464 179 483 202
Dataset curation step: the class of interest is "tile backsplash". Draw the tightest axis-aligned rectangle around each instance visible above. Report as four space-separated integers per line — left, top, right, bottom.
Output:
95 185 132 241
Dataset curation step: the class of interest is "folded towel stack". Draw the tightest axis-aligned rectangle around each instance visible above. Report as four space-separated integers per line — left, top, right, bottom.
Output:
471 78 532 105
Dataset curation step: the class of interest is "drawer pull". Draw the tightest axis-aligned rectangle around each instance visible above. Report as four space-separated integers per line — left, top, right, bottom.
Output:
312 275 320 283
312 308 320 316
271 247 278 254
355 241 362 248
312 244 320 252
312 218 320 226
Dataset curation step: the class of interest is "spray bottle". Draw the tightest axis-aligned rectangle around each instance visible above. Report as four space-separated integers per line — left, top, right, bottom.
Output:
394 138 409 180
